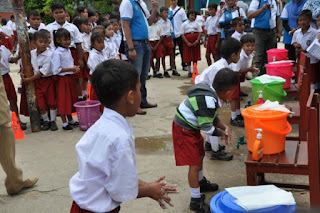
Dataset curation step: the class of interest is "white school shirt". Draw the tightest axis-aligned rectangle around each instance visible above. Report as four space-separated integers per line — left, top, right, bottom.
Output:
180 20 202 35
169 6 188 38
112 30 122 49
0 45 13 75
204 15 220 35
81 32 91 53
196 15 205 27
31 48 53 77
104 37 118 59
51 47 74 76
0 25 13 37
195 58 236 87
149 20 165 41
292 27 319 64
46 21 83 49
234 49 253 72
69 108 138 212
231 31 247 41
7 20 16 31
159 18 173 37
88 48 108 75
28 23 46 33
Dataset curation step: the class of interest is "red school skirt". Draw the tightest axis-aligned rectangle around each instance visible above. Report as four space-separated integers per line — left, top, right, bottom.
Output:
70 48 82 79
70 201 120 213
150 40 163 59
81 52 90 79
1 34 13 51
183 33 201 63
2 73 17 101
35 76 56 110
206 35 218 55
162 37 174 56
56 75 78 115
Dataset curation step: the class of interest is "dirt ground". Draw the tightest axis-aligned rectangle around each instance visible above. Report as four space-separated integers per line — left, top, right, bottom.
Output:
0 44 311 213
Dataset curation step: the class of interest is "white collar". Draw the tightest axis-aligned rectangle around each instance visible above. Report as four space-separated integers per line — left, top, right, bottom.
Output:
102 108 133 135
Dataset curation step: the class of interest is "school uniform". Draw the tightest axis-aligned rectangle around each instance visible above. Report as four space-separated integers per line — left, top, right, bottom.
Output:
219 7 246 39
159 18 174 56
28 23 46 33
0 45 16 101
112 30 122 49
51 47 78 115
231 31 246 41
149 20 165 59
180 20 202 63
81 32 91 79
31 48 56 110
69 107 138 212
104 37 118 60
204 15 220 55
7 20 16 43
0 25 14 51
88 49 108 102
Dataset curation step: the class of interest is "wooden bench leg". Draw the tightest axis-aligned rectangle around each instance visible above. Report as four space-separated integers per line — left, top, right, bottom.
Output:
257 173 266 185
246 166 257 186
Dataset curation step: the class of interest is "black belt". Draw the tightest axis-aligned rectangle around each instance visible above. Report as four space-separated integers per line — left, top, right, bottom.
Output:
208 34 218 36
164 35 171 38
132 39 149 43
254 28 275 32
70 47 76 50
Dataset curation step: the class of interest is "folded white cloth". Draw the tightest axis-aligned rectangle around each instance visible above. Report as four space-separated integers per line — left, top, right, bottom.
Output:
254 100 290 113
255 74 285 84
226 185 296 211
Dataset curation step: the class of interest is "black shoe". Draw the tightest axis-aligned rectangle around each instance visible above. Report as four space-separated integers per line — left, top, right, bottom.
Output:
189 195 211 213
188 72 192 78
83 95 87 101
63 124 73 131
17 87 21 94
147 74 151 80
50 121 58 131
237 114 244 120
204 142 225 152
165 68 172 72
230 118 244 127
69 121 79 126
240 91 248 97
211 150 233 161
199 177 219 192
164 71 170 78
41 121 50 131
183 66 188 71
153 72 163 78
19 121 27 130
172 70 180 76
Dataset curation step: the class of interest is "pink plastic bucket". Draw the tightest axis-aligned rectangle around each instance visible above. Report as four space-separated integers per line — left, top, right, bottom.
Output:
265 62 293 89
267 49 288 62
74 100 101 131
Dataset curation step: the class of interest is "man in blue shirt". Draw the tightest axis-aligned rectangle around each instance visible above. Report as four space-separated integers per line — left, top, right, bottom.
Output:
247 0 281 74
120 0 158 115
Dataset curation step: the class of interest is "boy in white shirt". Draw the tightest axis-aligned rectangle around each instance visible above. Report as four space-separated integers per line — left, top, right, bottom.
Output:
231 17 246 41
69 59 177 212
0 18 14 52
149 11 165 78
204 3 220 66
27 10 46 33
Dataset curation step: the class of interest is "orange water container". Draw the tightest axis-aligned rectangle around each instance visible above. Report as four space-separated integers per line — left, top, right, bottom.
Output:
241 105 292 155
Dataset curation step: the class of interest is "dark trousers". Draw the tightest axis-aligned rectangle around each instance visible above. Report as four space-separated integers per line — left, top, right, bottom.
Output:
172 36 186 68
285 43 296 62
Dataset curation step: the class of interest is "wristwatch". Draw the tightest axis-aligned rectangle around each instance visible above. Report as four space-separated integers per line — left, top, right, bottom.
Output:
128 47 135 51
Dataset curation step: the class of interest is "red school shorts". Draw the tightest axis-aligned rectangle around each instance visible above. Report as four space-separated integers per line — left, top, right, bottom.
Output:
162 37 174 56
206 35 218 55
70 201 120 213
150 40 163 59
172 121 205 166
35 76 56 110
1 34 13 51
231 80 240 99
2 73 17 101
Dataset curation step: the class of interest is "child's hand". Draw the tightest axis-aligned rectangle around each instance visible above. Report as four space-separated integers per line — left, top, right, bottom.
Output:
77 59 84 68
150 176 178 209
187 42 193 47
222 126 232 146
73 66 80 73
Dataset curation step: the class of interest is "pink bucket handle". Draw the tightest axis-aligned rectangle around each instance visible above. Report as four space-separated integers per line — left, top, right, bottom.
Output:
256 120 292 135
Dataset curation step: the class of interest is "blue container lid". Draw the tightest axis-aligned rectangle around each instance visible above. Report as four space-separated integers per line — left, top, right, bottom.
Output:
210 190 296 213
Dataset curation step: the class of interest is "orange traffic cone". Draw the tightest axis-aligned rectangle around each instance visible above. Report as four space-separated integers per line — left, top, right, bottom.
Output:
87 83 91 101
11 112 24 140
192 63 199 84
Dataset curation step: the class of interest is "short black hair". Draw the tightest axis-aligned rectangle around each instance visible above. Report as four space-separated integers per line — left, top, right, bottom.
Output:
109 11 120 20
92 59 139 107
92 25 106 35
109 18 119 24
113 5 120 13
73 17 89 30
160 7 168 13
10 15 14 20
232 17 243 27
187 9 198 18
88 9 96 18
75 6 87 15
91 32 105 48
53 28 70 47
97 14 108 25
208 3 218 9
51 3 65 12
240 34 255 45
299 10 312 20
1 18 7 26
220 38 241 59
34 30 49 41
29 32 35 42
213 68 238 92
27 10 40 20
149 10 160 17
102 21 111 29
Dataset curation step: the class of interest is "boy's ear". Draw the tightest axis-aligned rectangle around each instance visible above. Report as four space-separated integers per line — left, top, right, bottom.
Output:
126 90 135 104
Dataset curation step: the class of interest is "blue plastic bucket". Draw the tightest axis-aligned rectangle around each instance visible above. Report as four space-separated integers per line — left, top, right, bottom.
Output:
210 190 296 213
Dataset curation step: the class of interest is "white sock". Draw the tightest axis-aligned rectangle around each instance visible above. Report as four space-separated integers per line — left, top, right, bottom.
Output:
236 109 241 116
68 119 76 124
188 65 191 73
50 109 57 122
41 113 49 122
207 135 219 152
231 111 237 120
190 187 201 198
63 122 68 127
199 170 203 181
82 90 87 96
78 96 82 99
